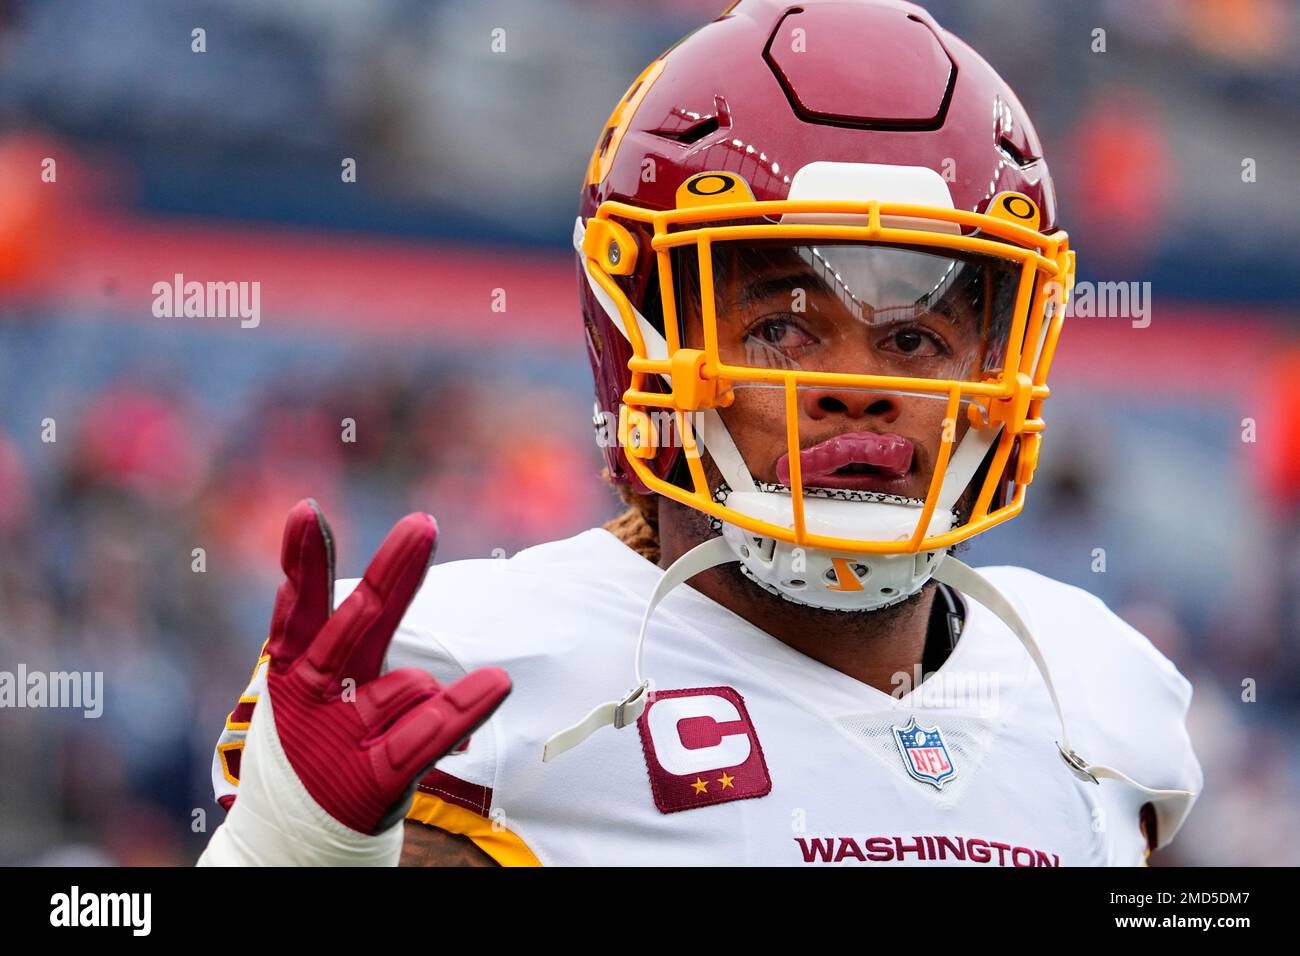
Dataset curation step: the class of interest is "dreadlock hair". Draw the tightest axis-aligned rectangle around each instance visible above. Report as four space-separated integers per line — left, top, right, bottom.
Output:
603 471 661 565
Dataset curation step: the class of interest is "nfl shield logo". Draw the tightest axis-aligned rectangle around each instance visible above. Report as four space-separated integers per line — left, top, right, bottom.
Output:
892 717 957 790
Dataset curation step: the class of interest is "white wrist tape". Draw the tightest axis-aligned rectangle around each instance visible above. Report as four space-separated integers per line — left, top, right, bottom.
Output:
197 688 403 867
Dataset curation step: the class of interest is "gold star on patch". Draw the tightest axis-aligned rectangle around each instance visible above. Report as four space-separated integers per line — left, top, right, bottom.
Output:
691 777 709 795
717 772 735 790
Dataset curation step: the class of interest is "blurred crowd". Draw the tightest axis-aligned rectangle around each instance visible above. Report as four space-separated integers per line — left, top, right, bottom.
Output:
0 0 1296 865
0 343 609 864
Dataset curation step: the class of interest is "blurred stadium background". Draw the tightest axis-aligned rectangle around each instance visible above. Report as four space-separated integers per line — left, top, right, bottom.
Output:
0 0 1297 865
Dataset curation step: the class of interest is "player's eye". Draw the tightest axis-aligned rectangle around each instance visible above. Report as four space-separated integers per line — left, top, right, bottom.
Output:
875 323 948 359
744 315 817 354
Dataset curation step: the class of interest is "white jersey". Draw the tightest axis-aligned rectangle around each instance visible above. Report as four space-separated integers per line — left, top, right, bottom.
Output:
211 527 1201 866
366 528 1201 866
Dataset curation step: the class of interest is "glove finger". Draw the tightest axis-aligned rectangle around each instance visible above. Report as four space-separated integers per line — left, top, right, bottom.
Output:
307 512 437 688
376 667 511 784
356 667 444 739
268 498 335 666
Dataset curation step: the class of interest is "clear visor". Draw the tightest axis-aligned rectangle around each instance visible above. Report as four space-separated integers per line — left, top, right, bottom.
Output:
673 240 1026 383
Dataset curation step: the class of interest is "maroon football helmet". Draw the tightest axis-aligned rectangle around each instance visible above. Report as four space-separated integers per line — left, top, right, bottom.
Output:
575 0 1073 611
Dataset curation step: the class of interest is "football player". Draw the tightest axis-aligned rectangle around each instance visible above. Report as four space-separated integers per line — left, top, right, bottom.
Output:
199 0 1201 867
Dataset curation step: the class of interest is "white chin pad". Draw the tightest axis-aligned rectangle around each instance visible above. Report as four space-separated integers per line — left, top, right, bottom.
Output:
718 489 955 612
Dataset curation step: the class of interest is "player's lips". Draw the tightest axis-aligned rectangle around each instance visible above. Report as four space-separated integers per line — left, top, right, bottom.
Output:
775 431 916 491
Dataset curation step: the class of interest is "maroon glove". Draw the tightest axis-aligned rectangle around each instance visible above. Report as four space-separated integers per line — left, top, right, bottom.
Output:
256 498 510 835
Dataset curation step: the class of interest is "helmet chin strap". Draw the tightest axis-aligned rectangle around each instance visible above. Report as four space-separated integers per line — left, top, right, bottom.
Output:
541 539 1194 808
930 559 1197 805
542 534 732 763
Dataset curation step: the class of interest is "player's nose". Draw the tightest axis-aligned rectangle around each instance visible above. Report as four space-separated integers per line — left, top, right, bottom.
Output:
800 387 901 423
